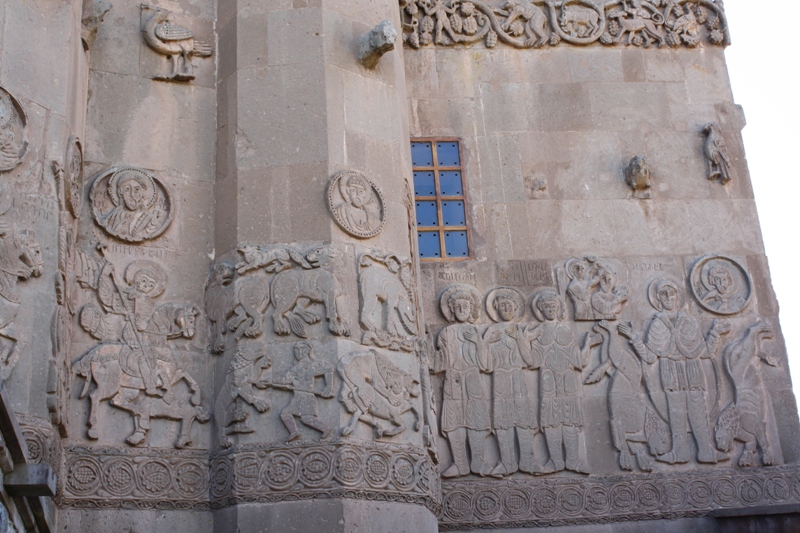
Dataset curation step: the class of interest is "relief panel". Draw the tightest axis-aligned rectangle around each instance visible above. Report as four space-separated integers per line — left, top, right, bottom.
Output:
328 171 386 239
0 87 28 173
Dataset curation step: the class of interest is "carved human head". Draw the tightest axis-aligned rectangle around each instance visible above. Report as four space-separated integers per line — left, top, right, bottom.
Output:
449 293 473 323
567 259 585 280
117 172 150 211
494 295 518 322
598 267 615 292
708 265 734 296
531 289 566 322
656 280 680 311
341 173 372 208
133 269 158 294
488 287 524 323
440 284 481 324
294 341 313 361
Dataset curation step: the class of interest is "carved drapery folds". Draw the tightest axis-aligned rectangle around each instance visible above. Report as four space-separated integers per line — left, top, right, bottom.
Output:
400 0 729 50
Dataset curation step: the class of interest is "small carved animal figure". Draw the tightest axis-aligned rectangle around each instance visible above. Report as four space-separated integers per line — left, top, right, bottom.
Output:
501 0 549 47
235 245 296 275
703 122 732 184
270 246 350 338
624 155 652 198
141 6 212 81
715 322 780 467
608 3 665 47
559 5 600 37
339 349 421 439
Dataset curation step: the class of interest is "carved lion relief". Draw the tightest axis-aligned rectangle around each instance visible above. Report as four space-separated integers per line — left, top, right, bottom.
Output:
90 166 174 243
0 87 28 173
327 171 386 239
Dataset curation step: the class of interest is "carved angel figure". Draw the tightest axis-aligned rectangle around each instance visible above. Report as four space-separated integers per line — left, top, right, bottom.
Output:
703 122 732 184
141 5 212 81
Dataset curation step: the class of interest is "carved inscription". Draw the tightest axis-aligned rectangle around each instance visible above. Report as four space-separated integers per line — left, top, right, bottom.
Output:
90 166 174 243
496 260 553 287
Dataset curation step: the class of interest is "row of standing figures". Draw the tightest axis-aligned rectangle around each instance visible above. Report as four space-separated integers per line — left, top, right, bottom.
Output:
433 280 780 479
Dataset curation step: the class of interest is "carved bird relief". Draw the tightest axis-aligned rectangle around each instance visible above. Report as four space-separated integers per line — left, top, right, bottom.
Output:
141 6 212 82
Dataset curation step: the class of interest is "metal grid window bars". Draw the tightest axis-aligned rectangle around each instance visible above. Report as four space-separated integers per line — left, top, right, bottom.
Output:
411 139 471 261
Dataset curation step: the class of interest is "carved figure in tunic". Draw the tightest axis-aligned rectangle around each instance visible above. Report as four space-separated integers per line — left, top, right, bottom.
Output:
275 341 334 441
0 212 43 380
434 285 492 478
215 346 272 448
703 122 732 184
590 266 628 320
565 257 596 321
420 0 458 45
333 172 381 236
715 322 781 467
625 279 730 464
526 289 596 474
483 288 538 476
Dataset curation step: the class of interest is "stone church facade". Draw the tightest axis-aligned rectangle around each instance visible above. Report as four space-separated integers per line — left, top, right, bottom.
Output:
0 0 796 531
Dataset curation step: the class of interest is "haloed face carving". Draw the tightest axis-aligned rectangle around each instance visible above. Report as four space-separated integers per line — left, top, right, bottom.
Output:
709 267 734 295
657 285 679 311
134 271 157 294
450 298 472 323
118 175 148 211
347 181 370 208
494 297 518 322
537 298 559 321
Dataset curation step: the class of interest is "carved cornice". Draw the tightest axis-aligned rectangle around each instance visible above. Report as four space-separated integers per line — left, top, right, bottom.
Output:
438 465 800 530
400 0 729 51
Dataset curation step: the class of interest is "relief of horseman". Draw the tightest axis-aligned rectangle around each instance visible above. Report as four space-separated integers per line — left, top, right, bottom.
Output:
74 258 207 448
0 213 43 381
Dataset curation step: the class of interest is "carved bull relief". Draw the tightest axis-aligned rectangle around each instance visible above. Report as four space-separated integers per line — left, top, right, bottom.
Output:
73 252 208 448
90 166 174 243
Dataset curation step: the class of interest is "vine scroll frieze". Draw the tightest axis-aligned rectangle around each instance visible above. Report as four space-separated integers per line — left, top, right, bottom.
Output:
400 0 728 50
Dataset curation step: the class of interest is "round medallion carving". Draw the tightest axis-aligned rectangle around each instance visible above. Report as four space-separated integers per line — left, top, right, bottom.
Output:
262 451 298 491
662 481 687 509
327 170 385 239
364 452 392 488
137 460 172 496
174 461 207 498
530 487 558 517
558 486 585 516
713 478 738 507
103 459 136 497
584 485 610 515
690 255 753 315
333 446 364 487
688 480 713 507
738 477 763 505
234 455 261 491
502 488 530 518
299 449 333 487
390 455 416 490
0 87 28 172
472 489 502 521
609 484 636 512
765 475 790 502
210 457 233 499
636 482 661 511
90 166 174 243
66 457 102 496
443 490 472 521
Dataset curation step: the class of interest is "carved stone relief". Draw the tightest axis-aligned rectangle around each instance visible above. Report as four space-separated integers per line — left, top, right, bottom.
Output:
715 322 782 467
90 166 174 243
624 155 653 199
215 346 272 448
358 251 418 352
434 284 492 478
400 0 729 50
0 87 28 173
690 254 753 315
358 20 398 69
327 171 386 239
140 5 212 82
339 349 421 439
703 122 732 184
205 262 234 354
560 256 628 321
235 244 350 338
73 252 208 448
63 136 84 217
0 183 43 381
622 278 730 465
524 175 548 200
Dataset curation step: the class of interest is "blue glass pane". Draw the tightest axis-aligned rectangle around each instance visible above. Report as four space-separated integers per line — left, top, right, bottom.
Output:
418 232 441 258
411 142 433 167
441 201 466 226
415 201 439 227
436 142 460 166
439 171 463 196
414 172 436 196
444 231 469 257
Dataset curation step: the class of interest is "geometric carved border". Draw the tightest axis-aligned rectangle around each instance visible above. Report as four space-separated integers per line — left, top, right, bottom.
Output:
210 439 441 514
439 465 800 530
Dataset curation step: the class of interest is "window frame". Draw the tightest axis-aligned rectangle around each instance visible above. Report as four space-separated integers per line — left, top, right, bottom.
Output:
411 137 474 262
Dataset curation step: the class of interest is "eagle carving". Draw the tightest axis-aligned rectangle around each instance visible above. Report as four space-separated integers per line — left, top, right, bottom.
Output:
141 5 212 82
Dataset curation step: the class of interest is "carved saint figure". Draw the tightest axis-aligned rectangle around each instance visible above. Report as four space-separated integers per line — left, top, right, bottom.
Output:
700 263 745 314
565 257 595 321
434 284 492 477
483 288 538 476
591 266 628 320
274 341 334 441
715 322 782 467
0 88 27 172
703 122 732 184
329 171 384 238
563 257 627 321
624 278 730 464
92 167 172 243
525 289 595 474
74 256 207 448
0 204 43 380
141 5 212 81
339 349 421 439
214 346 272 448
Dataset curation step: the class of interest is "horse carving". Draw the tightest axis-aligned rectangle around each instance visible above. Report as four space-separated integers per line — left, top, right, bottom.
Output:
73 304 209 448
0 229 43 381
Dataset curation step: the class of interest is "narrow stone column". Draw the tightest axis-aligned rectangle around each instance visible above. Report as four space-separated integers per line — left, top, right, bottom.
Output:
213 1 438 531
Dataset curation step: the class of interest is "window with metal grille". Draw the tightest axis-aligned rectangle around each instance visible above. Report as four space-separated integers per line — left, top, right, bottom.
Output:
411 139 471 261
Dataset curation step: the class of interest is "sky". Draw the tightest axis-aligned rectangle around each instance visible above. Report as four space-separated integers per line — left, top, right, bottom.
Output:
724 2 800 405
